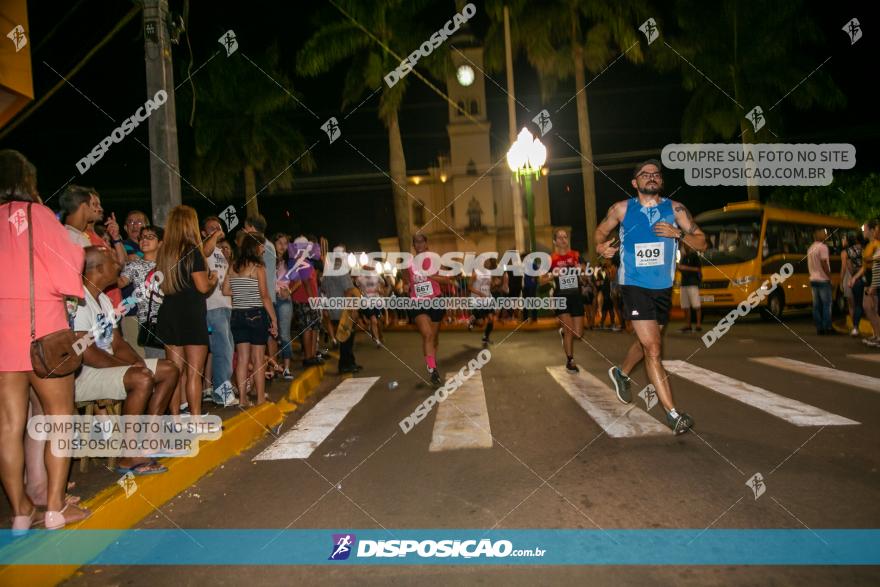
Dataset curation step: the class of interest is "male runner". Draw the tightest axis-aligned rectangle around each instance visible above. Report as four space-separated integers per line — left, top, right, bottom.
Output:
597 159 707 434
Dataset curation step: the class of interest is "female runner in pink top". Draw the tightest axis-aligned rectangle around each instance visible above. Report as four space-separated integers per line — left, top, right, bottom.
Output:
0 150 86 532
402 233 454 386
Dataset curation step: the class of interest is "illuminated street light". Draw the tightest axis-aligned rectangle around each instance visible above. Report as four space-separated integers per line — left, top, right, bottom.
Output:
507 127 547 251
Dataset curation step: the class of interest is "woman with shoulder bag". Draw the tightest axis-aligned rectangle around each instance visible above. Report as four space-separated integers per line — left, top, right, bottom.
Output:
0 150 89 532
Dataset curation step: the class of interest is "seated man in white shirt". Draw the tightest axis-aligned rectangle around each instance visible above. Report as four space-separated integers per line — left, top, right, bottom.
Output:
73 246 179 475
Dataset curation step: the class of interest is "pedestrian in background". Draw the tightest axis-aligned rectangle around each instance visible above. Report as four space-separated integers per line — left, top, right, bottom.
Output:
807 228 834 335
850 220 880 347
321 246 362 373
202 216 233 396
118 226 165 359
0 150 87 531
273 233 294 379
156 205 215 415
842 233 865 337
224 233 277 406
677 242 703 333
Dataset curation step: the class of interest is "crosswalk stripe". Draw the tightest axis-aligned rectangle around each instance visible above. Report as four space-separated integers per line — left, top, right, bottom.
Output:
546 366 669 438
663 360 858 426
848 354 880 363
253 377 379 461
751 357 880 392
429 371 492 452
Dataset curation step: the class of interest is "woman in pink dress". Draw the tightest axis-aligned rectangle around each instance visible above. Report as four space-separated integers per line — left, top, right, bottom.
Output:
0 150 85 532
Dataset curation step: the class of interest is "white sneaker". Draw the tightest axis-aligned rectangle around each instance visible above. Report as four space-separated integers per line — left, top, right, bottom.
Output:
850 328 859 337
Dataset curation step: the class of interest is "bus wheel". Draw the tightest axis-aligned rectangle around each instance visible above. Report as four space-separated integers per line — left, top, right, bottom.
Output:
762 291 785 321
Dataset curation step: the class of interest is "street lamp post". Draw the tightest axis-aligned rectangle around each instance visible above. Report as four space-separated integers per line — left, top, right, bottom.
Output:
506 128 547 252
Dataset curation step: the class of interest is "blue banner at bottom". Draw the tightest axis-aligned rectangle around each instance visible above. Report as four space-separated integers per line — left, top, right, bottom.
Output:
1 529 878 565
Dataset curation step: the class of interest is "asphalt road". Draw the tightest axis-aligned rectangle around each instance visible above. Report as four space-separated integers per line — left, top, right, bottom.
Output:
67 313 880 586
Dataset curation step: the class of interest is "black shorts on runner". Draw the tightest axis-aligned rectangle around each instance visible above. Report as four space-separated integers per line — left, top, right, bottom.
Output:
360 308 382 319
621 285 672 325
409 307 446 323
554 294 584 317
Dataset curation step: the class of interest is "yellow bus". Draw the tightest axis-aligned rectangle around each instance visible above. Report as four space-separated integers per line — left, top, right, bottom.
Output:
674 201 859 319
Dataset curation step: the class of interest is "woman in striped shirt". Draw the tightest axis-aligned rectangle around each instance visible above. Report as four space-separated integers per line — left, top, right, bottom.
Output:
223 232 278 406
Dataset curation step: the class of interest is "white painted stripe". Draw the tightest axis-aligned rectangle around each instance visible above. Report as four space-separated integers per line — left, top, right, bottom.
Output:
546 366 668 437
254 377 379 460
848 354 880 363
429 371 492 452
751 357 880 392
664 360 858 426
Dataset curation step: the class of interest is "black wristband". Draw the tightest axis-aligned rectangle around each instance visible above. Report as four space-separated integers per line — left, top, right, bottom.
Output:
111 239 124 245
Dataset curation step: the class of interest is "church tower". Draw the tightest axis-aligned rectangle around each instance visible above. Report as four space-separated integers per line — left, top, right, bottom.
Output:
380 19 553 255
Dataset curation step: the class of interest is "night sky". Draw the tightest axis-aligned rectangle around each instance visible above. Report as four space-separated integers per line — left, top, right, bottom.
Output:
4 0 877 253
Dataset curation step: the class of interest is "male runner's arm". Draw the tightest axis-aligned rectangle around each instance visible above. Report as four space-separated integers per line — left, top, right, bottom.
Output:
595 201 626 258
656 201 707 252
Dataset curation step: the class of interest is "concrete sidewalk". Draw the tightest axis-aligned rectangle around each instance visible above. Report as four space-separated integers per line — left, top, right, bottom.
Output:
0 365 328 587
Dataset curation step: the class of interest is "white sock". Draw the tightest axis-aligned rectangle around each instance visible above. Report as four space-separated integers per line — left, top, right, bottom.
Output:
667 408 680 420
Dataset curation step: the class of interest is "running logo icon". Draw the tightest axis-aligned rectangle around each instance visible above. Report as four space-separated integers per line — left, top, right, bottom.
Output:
532 110 552 136
842 18 862 45
746 472 766 500
7 25 27 52
8 208 27 236
219 30 238 56
746 106 765 133
638 384 658 411
321 117 341 144
639 18 659 45
329 533 356 560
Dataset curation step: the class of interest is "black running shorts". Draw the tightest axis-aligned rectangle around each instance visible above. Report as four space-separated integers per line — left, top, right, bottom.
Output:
555 294 584 317
621 285 672 325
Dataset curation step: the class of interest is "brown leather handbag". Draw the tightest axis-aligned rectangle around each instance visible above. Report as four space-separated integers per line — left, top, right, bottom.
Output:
26 204 83 378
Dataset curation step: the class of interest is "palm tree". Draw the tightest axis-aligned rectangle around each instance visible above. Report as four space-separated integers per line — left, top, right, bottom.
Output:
656 0 845 201
486 0 647 262
184 46 314 218
297 0 439 252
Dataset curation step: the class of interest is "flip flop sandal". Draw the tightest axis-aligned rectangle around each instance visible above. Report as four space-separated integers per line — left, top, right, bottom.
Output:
114 461 168 476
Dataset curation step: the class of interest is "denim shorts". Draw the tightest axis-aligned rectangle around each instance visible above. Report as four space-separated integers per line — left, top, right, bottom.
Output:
231 307 269 345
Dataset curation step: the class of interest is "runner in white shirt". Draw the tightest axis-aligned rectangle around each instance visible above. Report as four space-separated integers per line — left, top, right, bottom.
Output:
356 266 387 348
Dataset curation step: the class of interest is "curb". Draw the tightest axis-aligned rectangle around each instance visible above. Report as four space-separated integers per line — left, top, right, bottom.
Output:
833 316 875 337
0 365 327 586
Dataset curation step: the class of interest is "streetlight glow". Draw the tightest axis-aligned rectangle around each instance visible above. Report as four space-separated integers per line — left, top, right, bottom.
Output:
507 127 548 253
506 127 546 174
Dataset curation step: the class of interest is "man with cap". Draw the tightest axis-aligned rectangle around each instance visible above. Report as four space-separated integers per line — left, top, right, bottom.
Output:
596 159 707 434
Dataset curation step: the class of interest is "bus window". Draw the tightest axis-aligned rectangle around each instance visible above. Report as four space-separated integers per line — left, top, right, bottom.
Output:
700 210 762 265
765 221 803 256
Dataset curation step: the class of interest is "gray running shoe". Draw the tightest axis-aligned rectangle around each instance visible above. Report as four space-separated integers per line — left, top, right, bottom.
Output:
608 366 632 404
666 411 694 435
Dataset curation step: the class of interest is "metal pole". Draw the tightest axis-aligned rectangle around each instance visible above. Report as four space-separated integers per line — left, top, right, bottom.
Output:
503 5 526 253
143 0 181 226
524 173 536 253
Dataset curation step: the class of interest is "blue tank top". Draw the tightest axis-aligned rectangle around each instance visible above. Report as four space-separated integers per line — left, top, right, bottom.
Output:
618 197 678 289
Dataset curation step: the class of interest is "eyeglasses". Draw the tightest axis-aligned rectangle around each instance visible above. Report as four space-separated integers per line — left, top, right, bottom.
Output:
637 172 662 179
139 233 158 241
127 220 145 226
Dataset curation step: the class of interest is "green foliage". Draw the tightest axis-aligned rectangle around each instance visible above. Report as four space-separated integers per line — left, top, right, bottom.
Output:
296 0 442 125
484 0 647 98
655 0 845 142
768 173 880 222
183 46 314 202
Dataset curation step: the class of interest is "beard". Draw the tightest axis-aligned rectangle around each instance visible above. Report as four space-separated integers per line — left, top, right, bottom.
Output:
640 182 661 195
